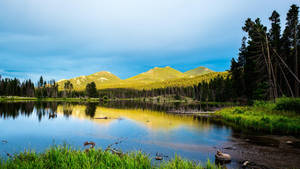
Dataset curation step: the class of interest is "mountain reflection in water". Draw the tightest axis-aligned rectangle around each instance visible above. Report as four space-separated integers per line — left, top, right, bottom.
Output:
0 101 234 167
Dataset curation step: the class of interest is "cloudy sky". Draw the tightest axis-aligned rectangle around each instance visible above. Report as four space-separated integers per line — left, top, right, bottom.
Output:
0 0 298 81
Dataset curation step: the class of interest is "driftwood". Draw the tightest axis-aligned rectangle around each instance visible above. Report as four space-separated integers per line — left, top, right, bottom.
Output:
83 141 96 152
94 117 109 119
104 138 127 157
83 138 126 156
105 147 123 156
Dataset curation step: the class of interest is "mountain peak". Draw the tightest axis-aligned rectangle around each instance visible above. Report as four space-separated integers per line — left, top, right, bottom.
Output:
184 66 214 77
57 71 121 90
126 66 186 82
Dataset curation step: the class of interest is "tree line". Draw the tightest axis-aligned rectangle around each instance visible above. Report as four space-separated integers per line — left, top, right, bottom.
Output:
230 4 300 100
0 75 59 98
0 75 99 98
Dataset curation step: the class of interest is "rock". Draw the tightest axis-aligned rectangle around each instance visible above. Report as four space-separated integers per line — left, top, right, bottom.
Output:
155 156 163 160
215 150 231 163
286 140 293 144
6 153 12 157
242 160 249 168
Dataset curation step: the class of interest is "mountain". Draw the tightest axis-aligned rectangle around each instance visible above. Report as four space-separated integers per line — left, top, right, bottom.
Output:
57 71 121 90
57 66 219 90
125 66 187 83
184 66 214 77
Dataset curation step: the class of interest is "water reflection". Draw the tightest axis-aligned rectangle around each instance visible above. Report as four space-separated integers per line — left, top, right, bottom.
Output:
0 101 233 167
1 101 299 169
85 103 97 118
0 101 222 121
56 105 213 131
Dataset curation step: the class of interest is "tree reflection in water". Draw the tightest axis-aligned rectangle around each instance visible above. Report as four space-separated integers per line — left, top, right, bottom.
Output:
0 101 225 120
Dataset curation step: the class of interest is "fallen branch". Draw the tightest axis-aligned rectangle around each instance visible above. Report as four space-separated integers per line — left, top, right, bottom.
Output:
83 141 96 152
104 138 127 157
94 117 110 119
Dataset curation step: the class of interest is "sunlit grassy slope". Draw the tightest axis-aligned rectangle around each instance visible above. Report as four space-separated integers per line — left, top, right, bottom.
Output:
57 66 227 90
184 66 214 77
126 66 187 83
57 71 121 90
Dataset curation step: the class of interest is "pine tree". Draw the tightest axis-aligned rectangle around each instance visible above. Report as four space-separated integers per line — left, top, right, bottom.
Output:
86 82 97 98
282 4 300 97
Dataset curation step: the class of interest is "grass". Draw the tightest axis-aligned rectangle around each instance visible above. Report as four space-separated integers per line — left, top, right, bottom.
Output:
215 98 300 134
0 146 219 169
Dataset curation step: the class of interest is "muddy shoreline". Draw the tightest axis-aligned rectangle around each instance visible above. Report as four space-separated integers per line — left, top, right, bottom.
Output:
169 109 300 169
220 133 300 169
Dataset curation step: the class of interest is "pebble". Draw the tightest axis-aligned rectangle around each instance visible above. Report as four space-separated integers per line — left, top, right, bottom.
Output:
242 160 249 167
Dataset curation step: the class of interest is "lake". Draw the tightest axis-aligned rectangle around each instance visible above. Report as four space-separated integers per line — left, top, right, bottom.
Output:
1 101 300 169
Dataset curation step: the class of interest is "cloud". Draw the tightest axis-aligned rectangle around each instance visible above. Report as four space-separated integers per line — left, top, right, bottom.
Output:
0 0 298 80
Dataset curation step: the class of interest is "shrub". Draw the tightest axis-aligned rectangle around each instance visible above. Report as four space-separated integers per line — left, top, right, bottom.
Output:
232 108 244 114
275 97 300 113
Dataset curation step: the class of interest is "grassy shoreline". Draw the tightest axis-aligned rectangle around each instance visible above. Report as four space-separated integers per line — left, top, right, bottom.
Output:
215 98 300 134
0 96 234 105
0 146 219 169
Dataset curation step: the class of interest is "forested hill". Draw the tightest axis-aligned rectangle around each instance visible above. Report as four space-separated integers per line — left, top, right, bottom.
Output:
57 66 217 90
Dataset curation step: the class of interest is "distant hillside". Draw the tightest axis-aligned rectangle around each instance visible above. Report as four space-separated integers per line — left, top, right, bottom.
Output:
140 71 228 90
57 71 121 90
184 66 214 77
57 66 225 90
125 66 187 83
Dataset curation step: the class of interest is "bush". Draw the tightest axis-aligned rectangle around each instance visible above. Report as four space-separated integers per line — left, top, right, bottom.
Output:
174 94 181 100
275 97 300 113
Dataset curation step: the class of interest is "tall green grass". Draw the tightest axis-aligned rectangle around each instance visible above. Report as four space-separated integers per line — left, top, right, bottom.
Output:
216 98 300 134
0 146 220 169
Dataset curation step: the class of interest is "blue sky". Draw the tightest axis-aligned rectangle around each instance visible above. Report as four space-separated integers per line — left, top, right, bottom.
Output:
0 0 298 81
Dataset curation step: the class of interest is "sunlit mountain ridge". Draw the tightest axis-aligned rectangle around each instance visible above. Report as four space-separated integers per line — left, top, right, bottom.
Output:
57 66 225 90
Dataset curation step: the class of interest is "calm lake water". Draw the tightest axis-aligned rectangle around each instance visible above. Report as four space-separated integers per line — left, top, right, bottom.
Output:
1 101 300 169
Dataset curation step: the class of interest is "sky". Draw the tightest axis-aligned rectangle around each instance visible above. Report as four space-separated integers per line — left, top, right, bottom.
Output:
0 0 299 81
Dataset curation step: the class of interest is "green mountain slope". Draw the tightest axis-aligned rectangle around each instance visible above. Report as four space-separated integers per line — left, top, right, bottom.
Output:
57 71 121 90
125 66 187 83
141 71 228 90
184 66 214 77
57 66 222 90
